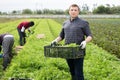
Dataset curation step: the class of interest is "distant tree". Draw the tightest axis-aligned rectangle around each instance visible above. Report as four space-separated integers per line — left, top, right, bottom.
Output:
2 12 7 15
22 9 33 14
36 10 42 14
65 9 69 15
93 5 120 14
42 9 50 14
54 10 64 14
105 7 111 14
111 6 120 14
105 4 111 14
93 5 112 14
93 5 106 14
0 11 1 15
12 10 17 14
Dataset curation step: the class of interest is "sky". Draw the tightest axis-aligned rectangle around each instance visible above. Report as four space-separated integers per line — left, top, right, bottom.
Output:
0 0 120 12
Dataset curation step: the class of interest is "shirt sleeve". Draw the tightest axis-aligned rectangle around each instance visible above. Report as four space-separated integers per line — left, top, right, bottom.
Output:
59 28 64 40
21 26 25 32
83 21 92 37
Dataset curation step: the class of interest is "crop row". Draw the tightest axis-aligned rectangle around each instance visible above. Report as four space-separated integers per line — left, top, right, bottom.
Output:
88 19 120 58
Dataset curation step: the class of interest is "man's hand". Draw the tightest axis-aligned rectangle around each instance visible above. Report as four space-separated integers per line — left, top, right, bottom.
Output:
51 40 57 47
80 41 86 49
30 31 34 34
28 29 31 33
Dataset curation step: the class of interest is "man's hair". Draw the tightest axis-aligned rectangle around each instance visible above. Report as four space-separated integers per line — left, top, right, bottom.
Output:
29 21 34 26
69 4 80 11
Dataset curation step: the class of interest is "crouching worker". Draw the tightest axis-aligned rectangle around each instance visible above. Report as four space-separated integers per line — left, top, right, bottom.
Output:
17 21 34 46
0 33 14 70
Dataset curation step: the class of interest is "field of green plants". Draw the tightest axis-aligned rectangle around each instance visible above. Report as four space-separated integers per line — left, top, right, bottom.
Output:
0 18 120 80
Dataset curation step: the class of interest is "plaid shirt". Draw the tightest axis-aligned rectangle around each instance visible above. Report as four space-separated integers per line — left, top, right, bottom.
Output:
59 17 92 45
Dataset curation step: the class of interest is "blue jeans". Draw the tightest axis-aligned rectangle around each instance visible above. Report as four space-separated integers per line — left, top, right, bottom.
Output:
17 28 26 46
66 58 84 80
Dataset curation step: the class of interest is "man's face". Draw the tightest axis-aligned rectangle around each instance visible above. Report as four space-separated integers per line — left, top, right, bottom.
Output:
69 7 79 18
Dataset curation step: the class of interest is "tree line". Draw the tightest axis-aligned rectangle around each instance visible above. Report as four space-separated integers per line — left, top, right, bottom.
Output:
93 5 120 14
0 5 120 15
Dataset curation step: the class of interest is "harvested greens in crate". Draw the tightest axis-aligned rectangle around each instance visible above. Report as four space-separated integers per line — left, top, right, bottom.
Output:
44 44 85 59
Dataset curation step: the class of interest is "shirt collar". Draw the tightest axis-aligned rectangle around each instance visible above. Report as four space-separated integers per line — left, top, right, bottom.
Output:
70 17 79 22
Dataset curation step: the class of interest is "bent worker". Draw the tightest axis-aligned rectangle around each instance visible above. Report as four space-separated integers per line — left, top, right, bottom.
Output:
0 33 14 70
17 21 34 46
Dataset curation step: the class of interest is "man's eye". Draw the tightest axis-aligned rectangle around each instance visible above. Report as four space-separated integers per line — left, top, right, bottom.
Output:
70 9 77 11
74 10 77 11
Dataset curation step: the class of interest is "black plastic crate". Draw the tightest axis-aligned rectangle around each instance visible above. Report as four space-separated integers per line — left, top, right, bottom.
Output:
9 78 33 80
44 45 85 59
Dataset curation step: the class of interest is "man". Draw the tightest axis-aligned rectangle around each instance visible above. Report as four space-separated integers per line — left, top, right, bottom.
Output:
0 33 14 70
17 21 34 46
51 4 92 80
